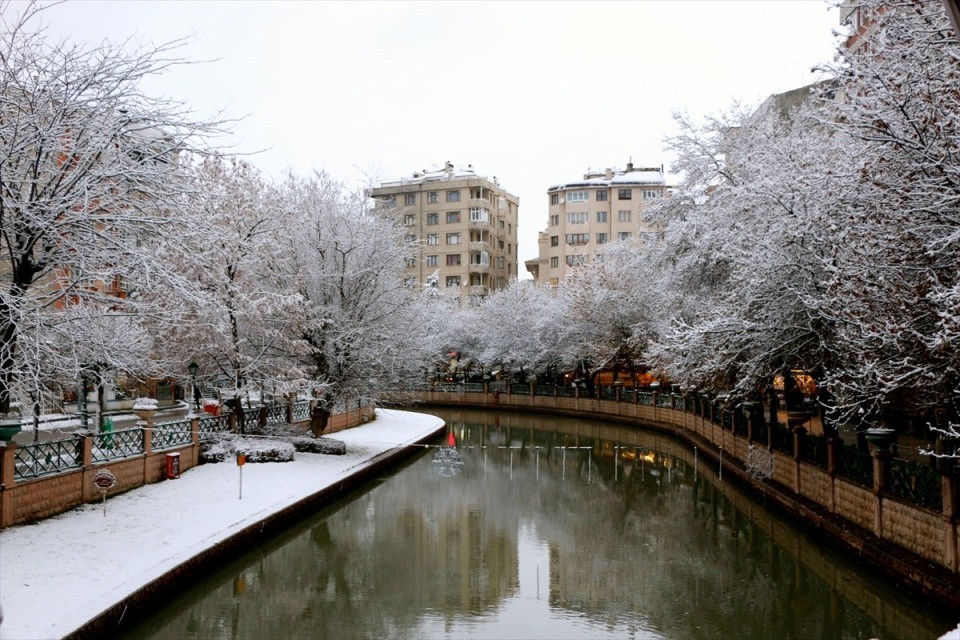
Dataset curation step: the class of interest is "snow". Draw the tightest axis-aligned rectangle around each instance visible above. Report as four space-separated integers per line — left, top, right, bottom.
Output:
0 408 444 640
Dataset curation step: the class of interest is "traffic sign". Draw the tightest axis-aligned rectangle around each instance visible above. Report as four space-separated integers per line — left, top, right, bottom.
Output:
93 469 116 490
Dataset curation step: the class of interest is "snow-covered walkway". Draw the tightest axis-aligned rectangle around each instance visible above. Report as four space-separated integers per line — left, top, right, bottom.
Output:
0 408 444 640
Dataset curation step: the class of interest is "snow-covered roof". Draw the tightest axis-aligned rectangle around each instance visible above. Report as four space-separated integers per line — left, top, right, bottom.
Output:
548 164 666 192
377 162 495 188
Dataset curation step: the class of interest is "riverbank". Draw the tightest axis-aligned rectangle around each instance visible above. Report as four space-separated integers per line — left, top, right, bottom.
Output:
0 408 445 640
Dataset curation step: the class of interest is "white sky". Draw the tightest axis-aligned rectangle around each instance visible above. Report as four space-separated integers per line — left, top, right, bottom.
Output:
31 0 843 269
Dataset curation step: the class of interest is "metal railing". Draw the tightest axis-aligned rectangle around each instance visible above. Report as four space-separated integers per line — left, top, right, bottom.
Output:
8 398 369 488
888 458 943 511
152 419 193 451
92 427 144 463
198 414 231 441
837 445 873 488
14 437 83 480
266 405 288 426
293 400 311 421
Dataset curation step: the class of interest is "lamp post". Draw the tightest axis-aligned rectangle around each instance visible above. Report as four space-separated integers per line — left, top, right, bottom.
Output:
78 365 90 431
188 361 200 412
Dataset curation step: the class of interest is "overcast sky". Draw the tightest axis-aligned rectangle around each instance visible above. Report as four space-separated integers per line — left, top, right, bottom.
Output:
33 0 842 269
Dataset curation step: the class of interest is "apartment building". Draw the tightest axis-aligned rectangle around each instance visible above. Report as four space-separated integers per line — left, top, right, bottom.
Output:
370 162 520 301
525 162 668 284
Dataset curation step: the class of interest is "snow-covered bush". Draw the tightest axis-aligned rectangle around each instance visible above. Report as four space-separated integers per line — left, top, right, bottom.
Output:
132 398 159 411
200 436 295 463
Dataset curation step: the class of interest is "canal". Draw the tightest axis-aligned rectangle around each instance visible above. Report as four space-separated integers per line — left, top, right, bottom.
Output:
120 408 957 639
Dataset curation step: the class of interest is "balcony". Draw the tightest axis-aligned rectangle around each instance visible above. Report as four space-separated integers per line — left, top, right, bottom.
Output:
468 263 490 274
468 241 489 252
468 197 491 209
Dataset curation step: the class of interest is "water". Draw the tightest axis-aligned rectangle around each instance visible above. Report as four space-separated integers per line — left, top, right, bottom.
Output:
119 408 957 639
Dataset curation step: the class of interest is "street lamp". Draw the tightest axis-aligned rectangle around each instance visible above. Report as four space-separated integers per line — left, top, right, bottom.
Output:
188 361 200 412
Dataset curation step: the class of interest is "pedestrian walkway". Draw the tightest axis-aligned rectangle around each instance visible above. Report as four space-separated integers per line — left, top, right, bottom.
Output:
0 408 445 640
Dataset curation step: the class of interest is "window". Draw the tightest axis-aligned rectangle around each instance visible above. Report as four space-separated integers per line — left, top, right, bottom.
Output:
446 232 461 244
596 211 607 223
565 233 588 245
446 275 461 288
567 190 588 202
404 234 416 243
496 256 505 269
446 211 461 224
427 234 439 245
427 212 439 225
618 210 632 222
550 235 559 247
596 190 608 201
404 193 416 206
550 256 559 268
469 252 489 266
446 254 462 266
642 189 661 199
566 255 585 267
550 194 559 205
403 214 415 226
404 257 415 268
618 231 632 241
469 208 489 223
446 190 461 202
566 212 587 225
427 192 438 204
549 214 559 226
618 188 632 200
382 196 396 207
426 255 439 267
596 232 608 244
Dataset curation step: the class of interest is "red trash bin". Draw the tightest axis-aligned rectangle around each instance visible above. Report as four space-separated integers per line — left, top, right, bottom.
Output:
165 452 181 479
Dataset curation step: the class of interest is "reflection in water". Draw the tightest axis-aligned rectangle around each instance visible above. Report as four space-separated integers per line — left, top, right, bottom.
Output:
120 408 956 640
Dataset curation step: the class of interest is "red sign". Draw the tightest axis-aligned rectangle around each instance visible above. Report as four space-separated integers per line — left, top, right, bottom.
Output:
93 469 116 490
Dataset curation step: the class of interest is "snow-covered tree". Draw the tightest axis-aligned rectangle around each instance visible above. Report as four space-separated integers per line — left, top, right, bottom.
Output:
811 0 960 427
647 98 839 402
644 0 960 438
555 241 660 385
171 155 303 404
467 282 566 381
0 2 221 416
283 172 425 423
